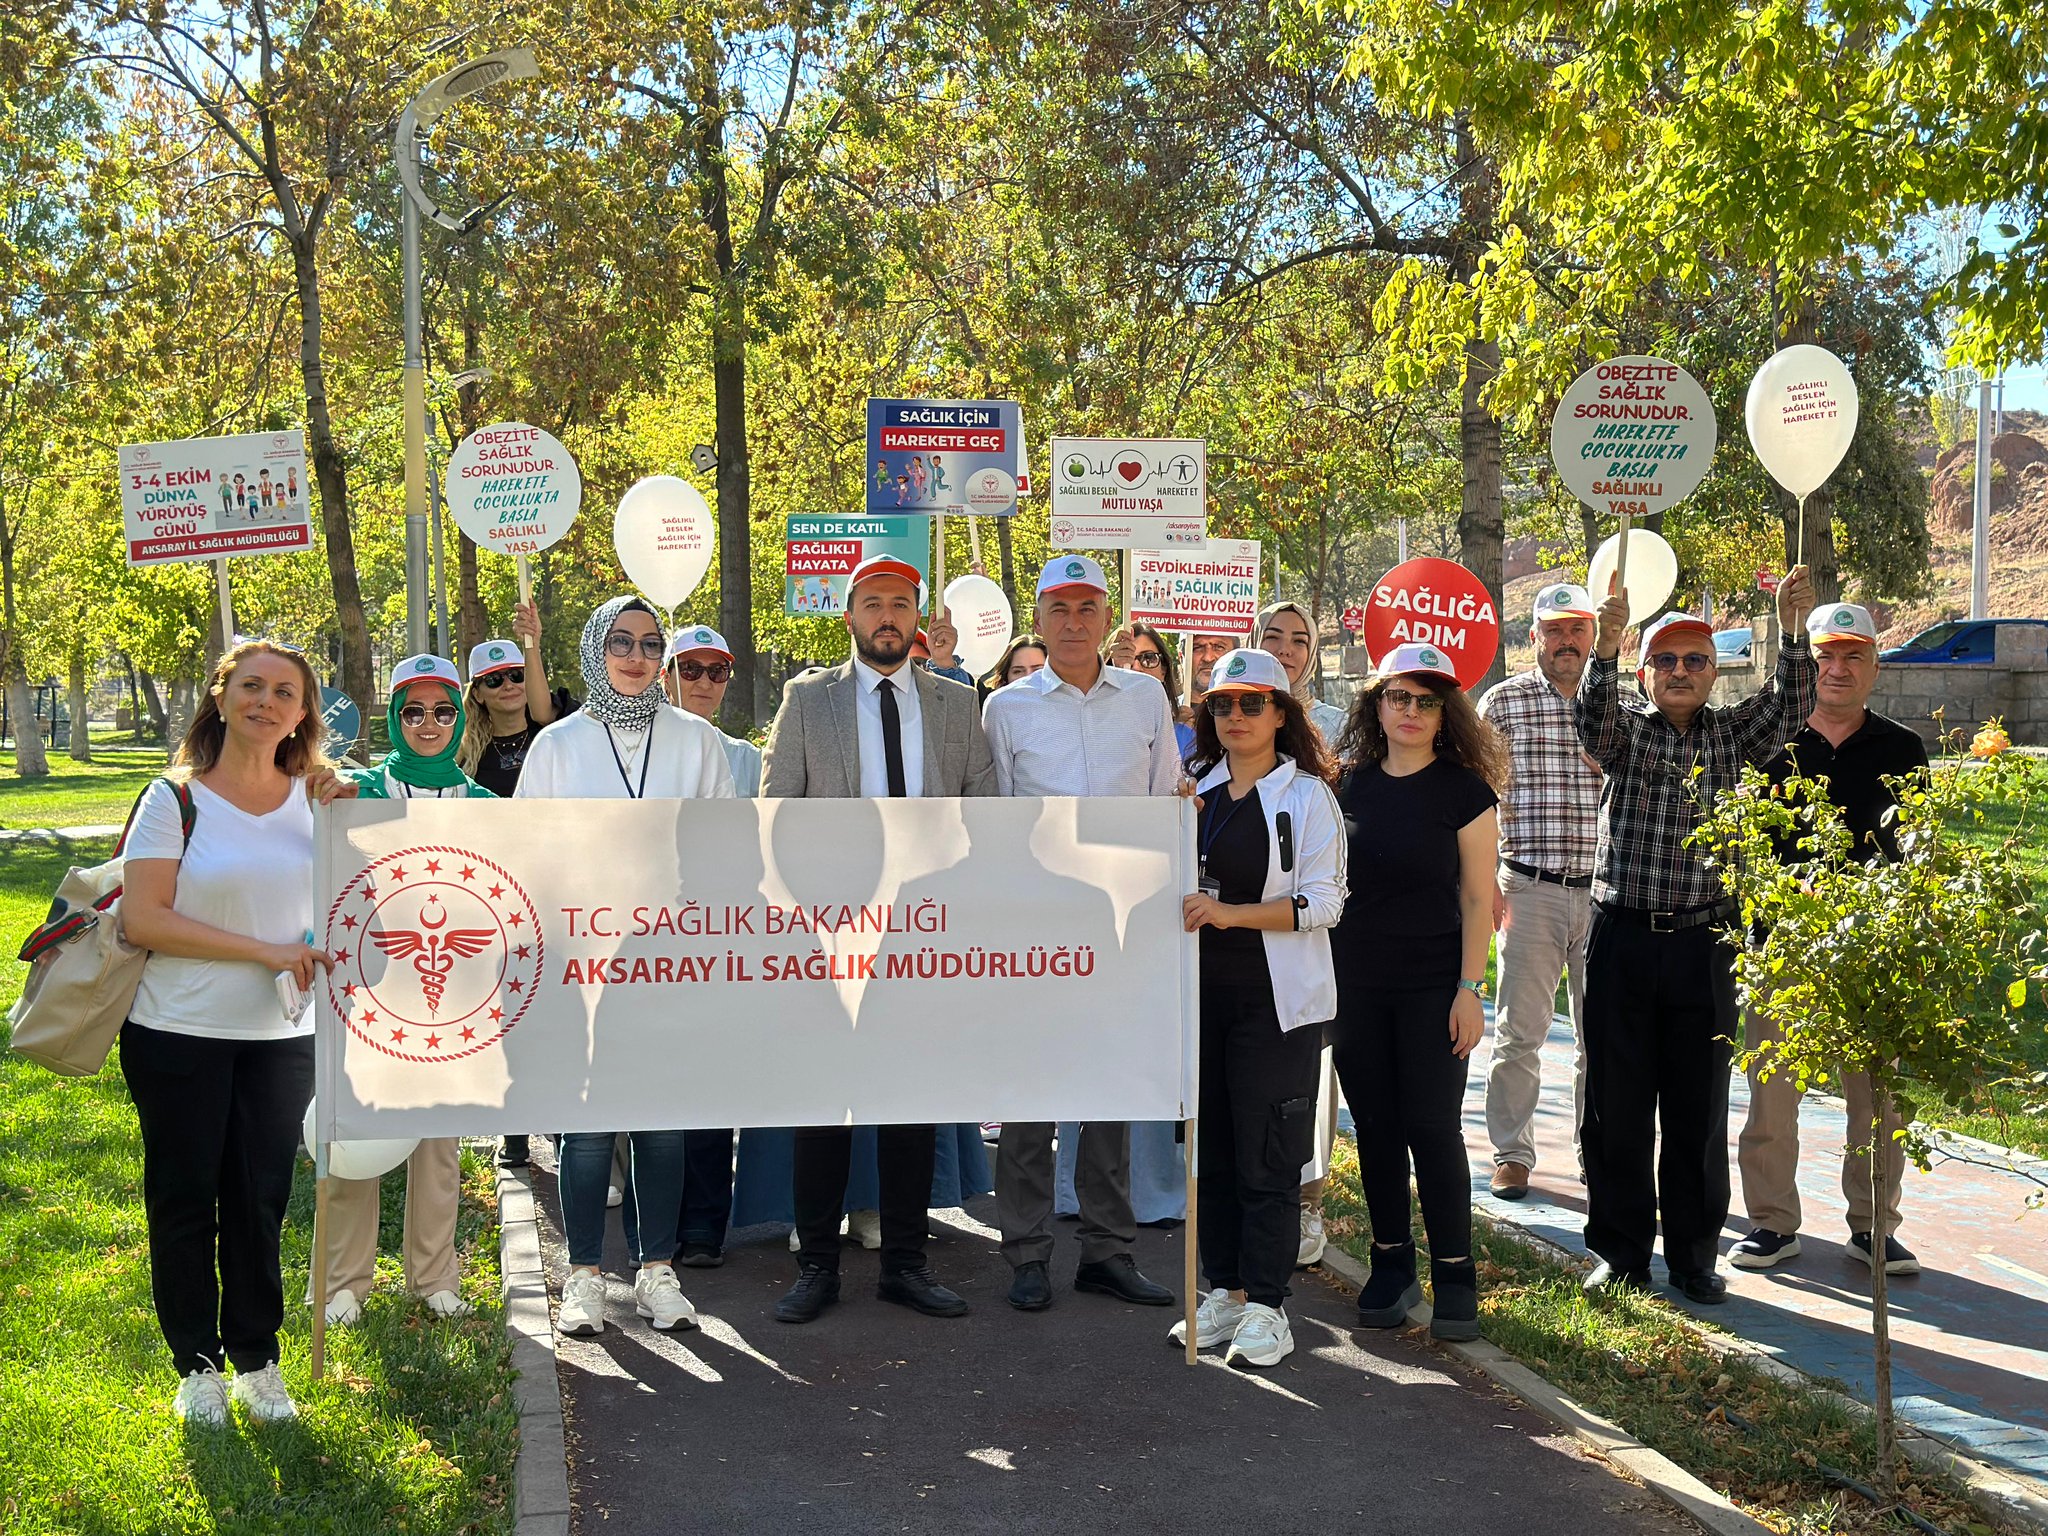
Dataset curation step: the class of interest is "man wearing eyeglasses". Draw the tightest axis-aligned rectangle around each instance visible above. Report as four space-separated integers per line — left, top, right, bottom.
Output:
1574 566 1814 1305
1476 582 1604 1201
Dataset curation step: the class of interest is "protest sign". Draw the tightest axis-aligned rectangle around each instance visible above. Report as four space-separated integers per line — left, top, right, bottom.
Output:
785 514 932 615
443 423 582 559
119 432 312 566
1048 437 1206 550
1361 557 1500 688
865 399 1026 515
1126 539 1261 635
615 476 714 610
310 796 1197 1139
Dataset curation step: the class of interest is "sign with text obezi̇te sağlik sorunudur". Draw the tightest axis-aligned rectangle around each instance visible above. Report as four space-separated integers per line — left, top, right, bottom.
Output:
444 423 583 559
120 432 313 567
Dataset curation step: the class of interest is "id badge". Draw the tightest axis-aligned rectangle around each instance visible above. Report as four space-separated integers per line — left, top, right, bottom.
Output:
1197 862 1221 900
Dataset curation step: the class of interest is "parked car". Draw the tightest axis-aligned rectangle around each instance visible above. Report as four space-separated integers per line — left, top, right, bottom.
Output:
1712 628 1754 664
1879 618 2048 664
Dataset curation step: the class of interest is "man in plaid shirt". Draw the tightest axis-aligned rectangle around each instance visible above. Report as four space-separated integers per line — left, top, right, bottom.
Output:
1478 582 1604 1202
1573 566 1815 1304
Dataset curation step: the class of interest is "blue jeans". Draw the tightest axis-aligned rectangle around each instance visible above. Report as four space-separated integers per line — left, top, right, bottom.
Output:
559 1130 685 1268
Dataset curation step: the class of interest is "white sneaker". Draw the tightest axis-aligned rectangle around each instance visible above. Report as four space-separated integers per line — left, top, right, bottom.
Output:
847 1209 882 1250
174 1367 230 1427
788 1226 802 1253
606 1183 623 1209
633 1265 698 1332
322 1287 362 1326
1225 1303 1295 1369
1297 1208 1327 1268
423 1289 473 1318
1168 1288 1246 1350
230 1362 297 1422
559 1270 608 1336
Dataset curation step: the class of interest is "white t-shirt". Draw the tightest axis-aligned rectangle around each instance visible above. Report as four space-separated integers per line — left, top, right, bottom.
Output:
126 776 317 1041
513 706 737 801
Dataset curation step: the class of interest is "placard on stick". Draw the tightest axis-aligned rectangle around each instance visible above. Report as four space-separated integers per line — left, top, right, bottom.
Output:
444 422 583 603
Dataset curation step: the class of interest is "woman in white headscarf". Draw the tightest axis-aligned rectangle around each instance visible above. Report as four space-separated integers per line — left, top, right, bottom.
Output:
516 596 735 1338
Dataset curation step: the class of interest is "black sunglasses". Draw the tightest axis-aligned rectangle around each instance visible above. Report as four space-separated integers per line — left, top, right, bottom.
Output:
1381 688 1445 714
477 668 525 688
1647 652 1714 675
606 631 667 659
670 659 732 683
399 703 462 728
1205 692 1271 718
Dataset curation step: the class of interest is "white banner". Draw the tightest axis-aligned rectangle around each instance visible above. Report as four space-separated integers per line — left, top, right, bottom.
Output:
1126 538 1262 635
313 797 1197 1140
119 431 312 566
1049 436 1207 550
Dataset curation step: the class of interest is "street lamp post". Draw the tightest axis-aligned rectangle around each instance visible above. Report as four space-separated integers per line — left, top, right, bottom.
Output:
394 47 538 658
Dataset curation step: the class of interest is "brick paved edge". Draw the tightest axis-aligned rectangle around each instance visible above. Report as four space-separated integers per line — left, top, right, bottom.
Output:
499 1164 571 1536
1319 1242 1776 1536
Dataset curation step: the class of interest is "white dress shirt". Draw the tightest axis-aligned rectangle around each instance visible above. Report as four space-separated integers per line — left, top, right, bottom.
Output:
513 707 737 801
980 658 1181 797
851 655 925 798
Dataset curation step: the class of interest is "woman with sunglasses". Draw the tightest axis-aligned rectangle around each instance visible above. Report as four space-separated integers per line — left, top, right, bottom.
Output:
459 599 560 799
516 597 736 1338
1329 642 1507 1342
311 654 490 1333
1174 648 1346 1367
1122 621 1196 762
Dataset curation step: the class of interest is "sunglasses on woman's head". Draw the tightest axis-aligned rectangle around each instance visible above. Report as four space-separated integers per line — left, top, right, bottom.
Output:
670 658 732 683
399 703 462 728
1205 692 1271 718
605 631 667 659
478 668 525 688
1381 688 1445 714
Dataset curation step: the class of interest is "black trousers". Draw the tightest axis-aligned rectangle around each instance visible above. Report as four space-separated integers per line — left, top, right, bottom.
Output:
119 1022 314 1377
677 1128 735 1252
1332 978 1473 1259
1197 979 1322 1308
1581 908 1737 1277
792 1124 935 1276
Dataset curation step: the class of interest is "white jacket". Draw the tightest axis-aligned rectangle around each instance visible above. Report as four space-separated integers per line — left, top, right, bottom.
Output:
1194 754 1348 1032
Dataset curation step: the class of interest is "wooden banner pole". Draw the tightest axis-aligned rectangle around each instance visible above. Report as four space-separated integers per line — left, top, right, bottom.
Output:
310 1148 331 1381
1182 1116 1198 1366
515 554 533 609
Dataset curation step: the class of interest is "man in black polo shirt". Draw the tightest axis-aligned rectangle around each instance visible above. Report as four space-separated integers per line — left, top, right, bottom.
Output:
1575 567 1814 1304
1731 602 1930 1277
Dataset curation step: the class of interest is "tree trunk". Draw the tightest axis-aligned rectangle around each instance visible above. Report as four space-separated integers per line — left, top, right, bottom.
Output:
996 516 1018 626
1452 120 1507 693
135 666 168 748
289 230 374 709
0 532 47 778
700 108 756 735
1869 1086 1897 1504
167 679 195 756
67 643 91 763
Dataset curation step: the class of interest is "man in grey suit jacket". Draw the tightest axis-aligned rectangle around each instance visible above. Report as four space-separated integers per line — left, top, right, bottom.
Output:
759 554 995 1326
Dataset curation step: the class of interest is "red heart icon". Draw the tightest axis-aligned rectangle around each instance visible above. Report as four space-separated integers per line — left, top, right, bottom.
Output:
1115 459 1144 483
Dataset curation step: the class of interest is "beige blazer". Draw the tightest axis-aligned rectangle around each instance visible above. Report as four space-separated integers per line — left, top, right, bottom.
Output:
761 660 997 800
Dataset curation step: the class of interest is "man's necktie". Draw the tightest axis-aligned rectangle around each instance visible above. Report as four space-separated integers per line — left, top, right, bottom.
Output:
879 675 908 797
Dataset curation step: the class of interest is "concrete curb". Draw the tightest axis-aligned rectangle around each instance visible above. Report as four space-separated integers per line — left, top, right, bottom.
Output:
498 1164 571 1536
1318 1242 1774 1536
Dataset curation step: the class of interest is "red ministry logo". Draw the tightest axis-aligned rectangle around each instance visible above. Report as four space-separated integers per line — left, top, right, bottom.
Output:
324 846 544 1063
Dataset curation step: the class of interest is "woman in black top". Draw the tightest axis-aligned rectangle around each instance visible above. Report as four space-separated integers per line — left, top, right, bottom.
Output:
459 599 560 799
1329 642 1507 1341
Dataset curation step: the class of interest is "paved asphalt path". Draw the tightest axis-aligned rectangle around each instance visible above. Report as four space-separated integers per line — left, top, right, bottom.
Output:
532 1154 1696 1536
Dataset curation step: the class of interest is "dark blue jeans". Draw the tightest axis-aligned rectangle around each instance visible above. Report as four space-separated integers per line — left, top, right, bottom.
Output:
559 1130 684 1268
678 1129 735 1253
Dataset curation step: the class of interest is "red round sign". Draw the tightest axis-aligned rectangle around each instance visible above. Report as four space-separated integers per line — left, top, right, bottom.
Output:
1341 604 1366 636
1361 558 1501 689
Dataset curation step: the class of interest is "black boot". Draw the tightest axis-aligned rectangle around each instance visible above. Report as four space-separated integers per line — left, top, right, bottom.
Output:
1355 1240 1421 1329
1429 1258 1479 1341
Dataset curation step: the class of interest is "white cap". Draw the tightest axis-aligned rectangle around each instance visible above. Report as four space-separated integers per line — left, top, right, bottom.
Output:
1035 554 1109 598
1533 581 1596 621
666 624 732 662
1207 648 1291 694
1371 642 1460 685
466 639 522 680
390 653 462 697
1637 612 1714 665
1807 603 1878 645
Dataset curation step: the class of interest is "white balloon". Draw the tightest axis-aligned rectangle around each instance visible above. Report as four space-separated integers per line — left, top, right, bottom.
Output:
302 1100 417 1182
942 574 1013 679
615 476 715 610
1587 528 1680 627
1745 345 1859 499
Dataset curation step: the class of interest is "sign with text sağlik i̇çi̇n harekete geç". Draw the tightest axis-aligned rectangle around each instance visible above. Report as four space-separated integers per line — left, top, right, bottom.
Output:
120 432 313 566
865 399 1028 516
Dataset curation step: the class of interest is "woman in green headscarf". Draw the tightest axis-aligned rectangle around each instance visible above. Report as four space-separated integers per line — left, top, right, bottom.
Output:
314 652 486 1327
347 653 495 800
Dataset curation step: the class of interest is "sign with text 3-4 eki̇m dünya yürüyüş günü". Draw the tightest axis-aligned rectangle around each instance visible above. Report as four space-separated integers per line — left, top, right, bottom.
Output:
865 399 1029 516
1126 539 1262 636
120 432 313 566
309 794 1197 1140
1049 437 1207 551
785 514 932 615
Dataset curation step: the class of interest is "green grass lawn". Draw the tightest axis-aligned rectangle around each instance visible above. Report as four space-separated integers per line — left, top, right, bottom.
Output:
0 839 517 1534
1321 1140 1988 1535
0 748 170 832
